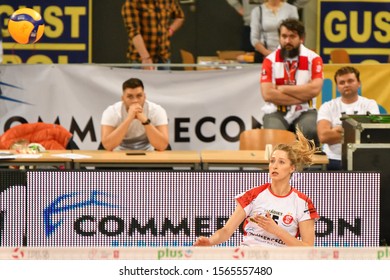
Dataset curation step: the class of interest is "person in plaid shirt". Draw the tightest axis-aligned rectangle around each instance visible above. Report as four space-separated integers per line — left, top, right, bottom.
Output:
121 0 185 70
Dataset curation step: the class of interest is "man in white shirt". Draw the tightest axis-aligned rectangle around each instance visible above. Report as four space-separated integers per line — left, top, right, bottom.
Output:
101 78 169 151
317 66 380 170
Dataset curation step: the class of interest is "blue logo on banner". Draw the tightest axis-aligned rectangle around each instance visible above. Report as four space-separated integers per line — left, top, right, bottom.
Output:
0 81 30 104
43 190 119 237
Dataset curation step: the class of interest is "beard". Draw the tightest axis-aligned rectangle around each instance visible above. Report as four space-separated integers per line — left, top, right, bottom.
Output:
281 45 300 59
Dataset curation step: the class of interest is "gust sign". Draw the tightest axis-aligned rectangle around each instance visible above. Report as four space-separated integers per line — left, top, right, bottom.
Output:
0 0 91 63
318 0 390 63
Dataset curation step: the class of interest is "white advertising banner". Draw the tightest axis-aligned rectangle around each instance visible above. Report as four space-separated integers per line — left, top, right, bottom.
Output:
19 171 380 247
0 65 263 150
0 185 26 246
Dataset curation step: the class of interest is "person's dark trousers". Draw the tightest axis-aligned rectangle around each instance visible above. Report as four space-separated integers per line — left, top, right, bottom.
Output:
241 26 255 53
327 159 342 171
263 109 319 146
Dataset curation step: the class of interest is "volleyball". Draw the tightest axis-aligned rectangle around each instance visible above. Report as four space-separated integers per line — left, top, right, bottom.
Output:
8 8 45 44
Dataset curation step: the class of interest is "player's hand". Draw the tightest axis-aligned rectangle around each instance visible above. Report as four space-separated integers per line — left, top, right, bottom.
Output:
250 212 279 235
193 236 212 246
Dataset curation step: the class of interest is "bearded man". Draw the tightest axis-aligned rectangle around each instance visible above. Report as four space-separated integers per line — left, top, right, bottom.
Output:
260 18 323 145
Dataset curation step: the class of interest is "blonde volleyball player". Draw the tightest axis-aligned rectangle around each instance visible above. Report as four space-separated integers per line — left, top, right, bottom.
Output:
194 128 319 247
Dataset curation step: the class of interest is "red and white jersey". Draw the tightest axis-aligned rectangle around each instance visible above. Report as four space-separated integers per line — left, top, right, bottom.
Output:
261 44 323 86
236 183 319 247
260 44 323 111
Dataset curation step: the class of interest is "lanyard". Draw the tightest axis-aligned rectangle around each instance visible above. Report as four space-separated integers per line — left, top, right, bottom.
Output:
283 60 298 85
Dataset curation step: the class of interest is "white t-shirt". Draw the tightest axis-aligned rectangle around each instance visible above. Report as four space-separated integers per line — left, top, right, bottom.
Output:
101 100 168 151
236 183 319 247
317 96 379 160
